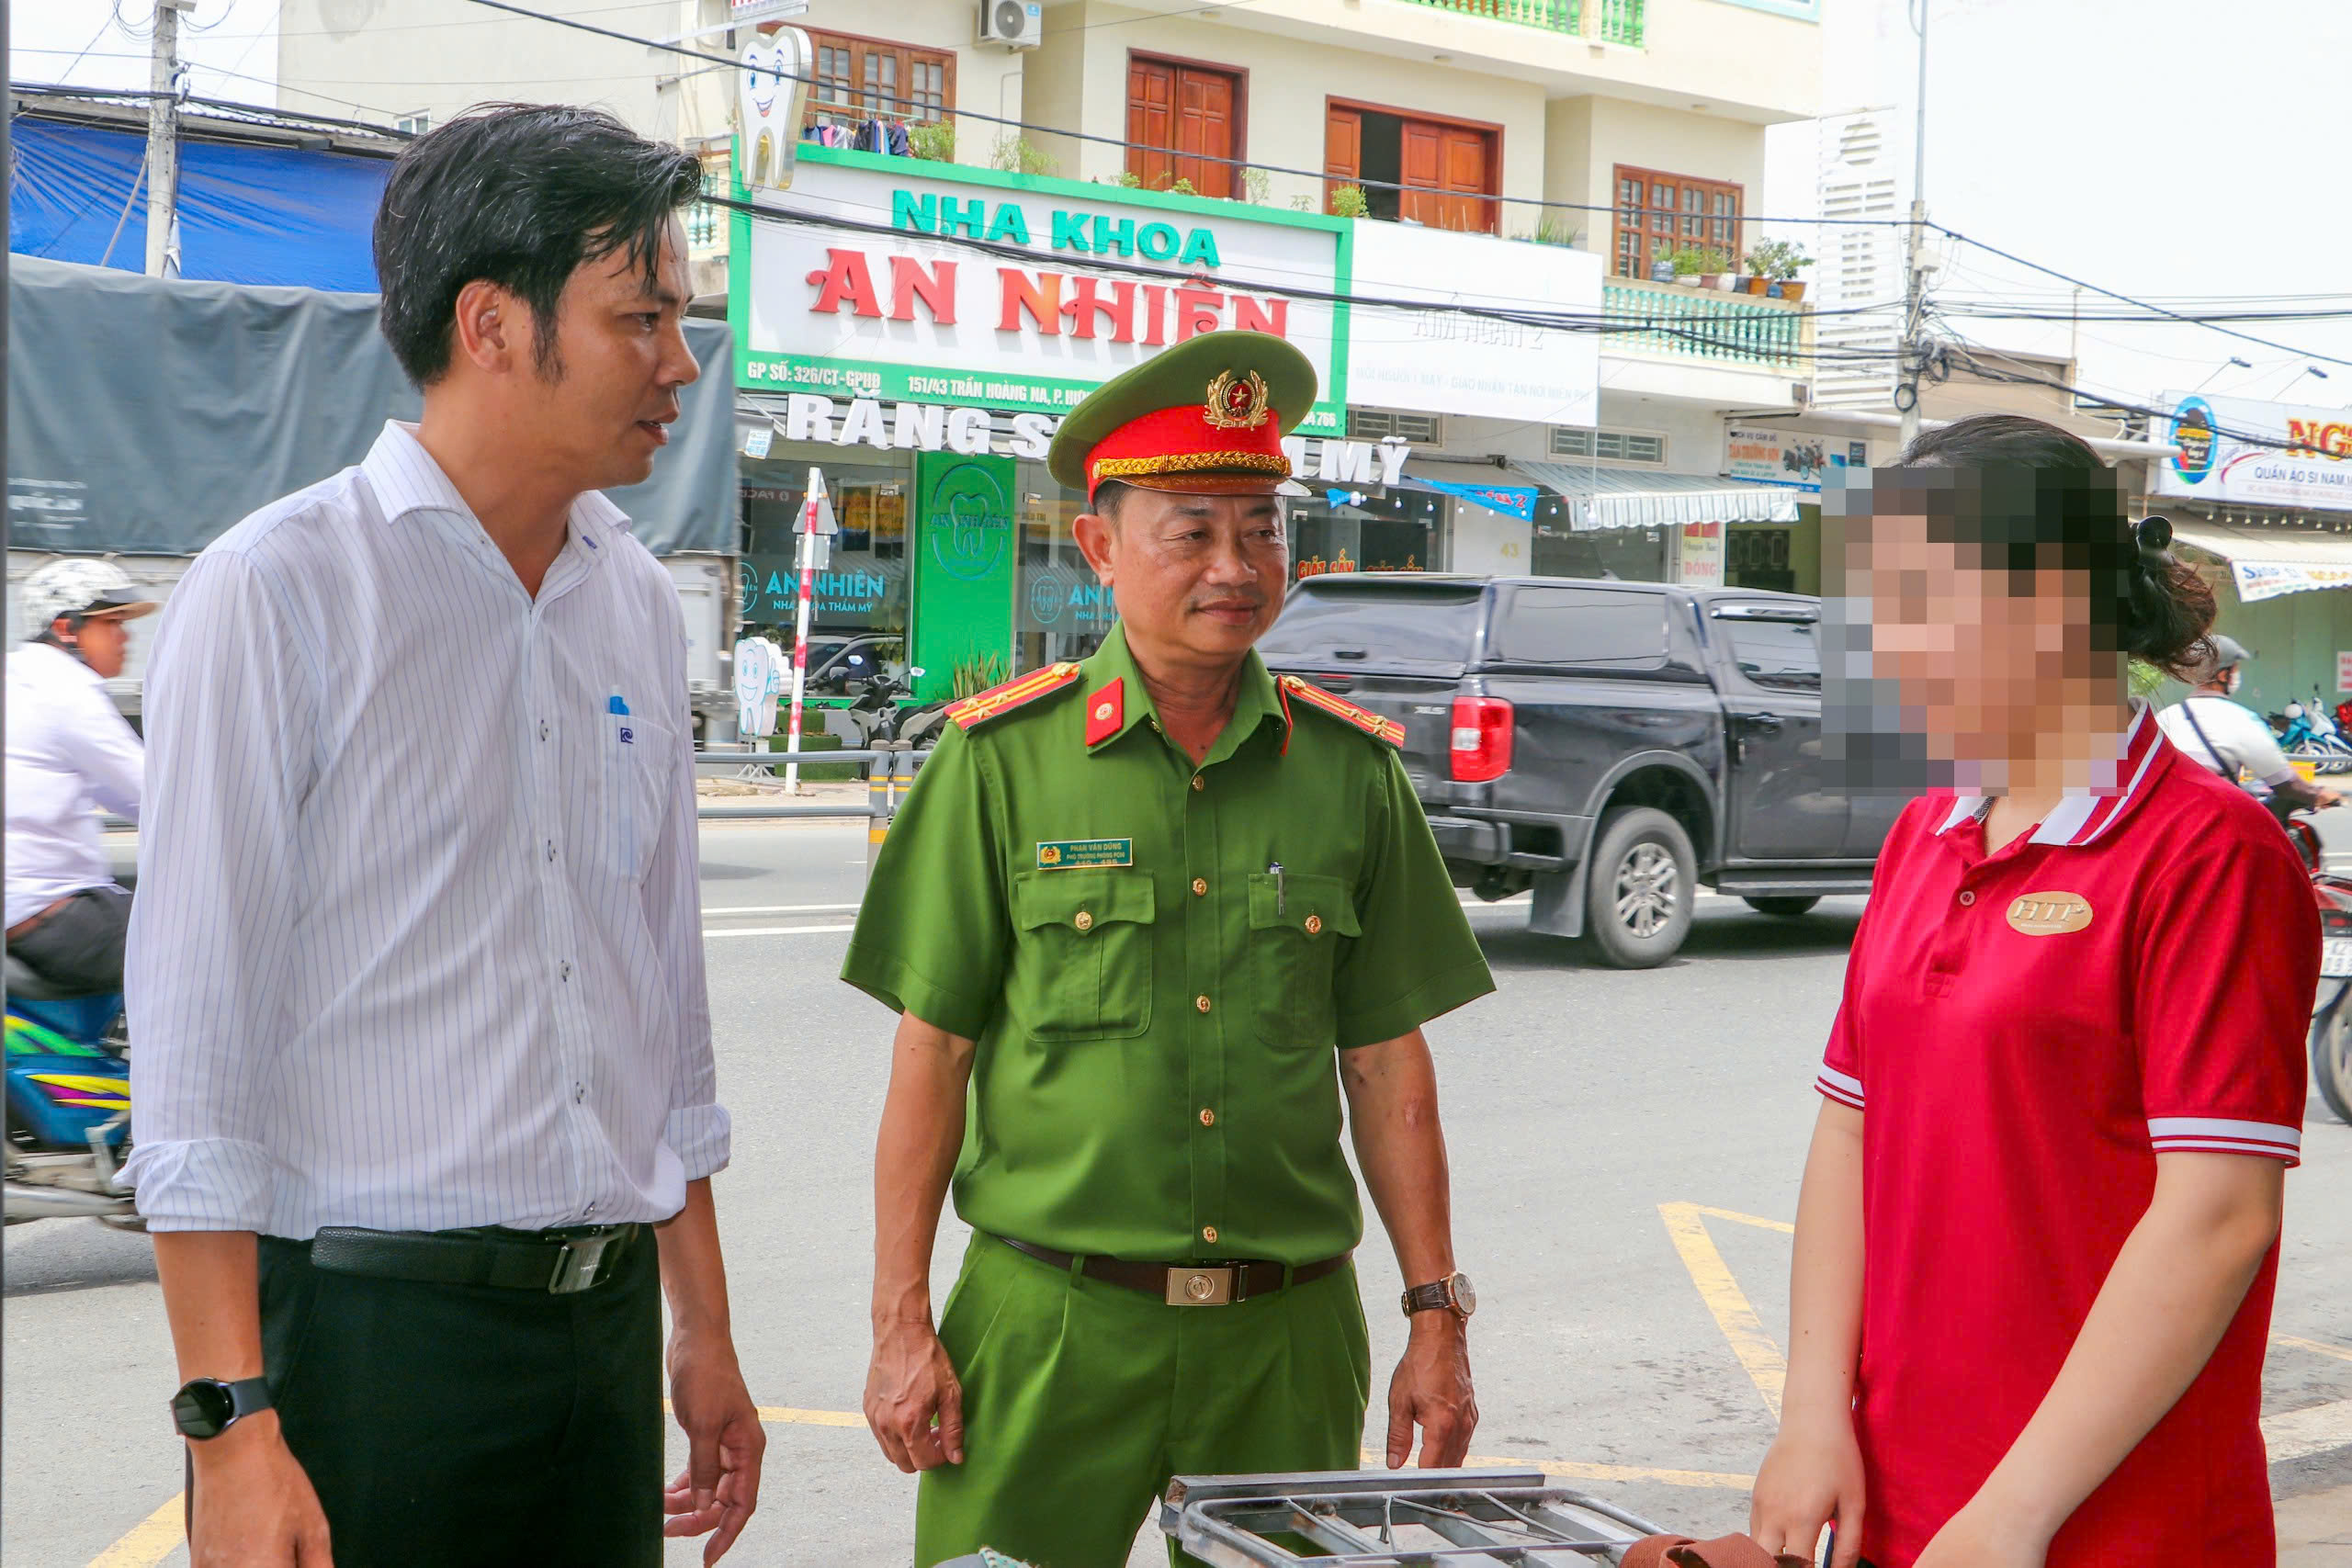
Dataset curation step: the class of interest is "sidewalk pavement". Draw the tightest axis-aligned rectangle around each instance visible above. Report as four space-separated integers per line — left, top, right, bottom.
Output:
2285 1483 2352 1564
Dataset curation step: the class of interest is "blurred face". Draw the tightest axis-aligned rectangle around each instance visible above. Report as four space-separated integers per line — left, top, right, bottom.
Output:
499 220 700 493
59 614 131 680
1840 507 2112 777
1074 491 1288 669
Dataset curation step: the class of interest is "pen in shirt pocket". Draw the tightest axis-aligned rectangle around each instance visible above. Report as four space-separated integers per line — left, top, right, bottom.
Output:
608 690 634 744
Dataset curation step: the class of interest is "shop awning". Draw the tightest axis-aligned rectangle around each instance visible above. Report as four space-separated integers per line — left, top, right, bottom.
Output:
1391 460 1541 522
1508 462 1804 531
2167 518 2352 603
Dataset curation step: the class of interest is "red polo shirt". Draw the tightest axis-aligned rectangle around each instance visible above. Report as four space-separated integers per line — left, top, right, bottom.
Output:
1815 706 2314 1567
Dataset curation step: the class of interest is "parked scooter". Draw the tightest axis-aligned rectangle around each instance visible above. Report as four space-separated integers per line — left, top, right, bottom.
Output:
2288 811 2352 1125
5 956 138 1226
842 660 950 750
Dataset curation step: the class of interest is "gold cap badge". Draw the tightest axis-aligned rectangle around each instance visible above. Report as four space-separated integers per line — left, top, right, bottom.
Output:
1203 369 1272 431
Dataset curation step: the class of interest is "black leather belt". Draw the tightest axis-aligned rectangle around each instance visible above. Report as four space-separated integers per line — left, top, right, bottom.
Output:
993 1234 1350 1306
309 1223 643 1295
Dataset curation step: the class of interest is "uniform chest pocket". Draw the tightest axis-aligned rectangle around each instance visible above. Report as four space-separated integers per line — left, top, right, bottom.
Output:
1010 869 1158 1042
1248 873 1361 1047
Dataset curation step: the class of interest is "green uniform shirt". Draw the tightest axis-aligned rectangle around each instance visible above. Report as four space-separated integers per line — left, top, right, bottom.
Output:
842 626 1494 1266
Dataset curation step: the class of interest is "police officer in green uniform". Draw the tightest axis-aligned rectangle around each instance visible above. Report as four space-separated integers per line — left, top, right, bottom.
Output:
843 331 1495 1567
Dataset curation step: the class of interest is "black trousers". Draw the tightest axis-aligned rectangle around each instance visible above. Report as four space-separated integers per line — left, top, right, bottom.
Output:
7 884 131 994
221 1227 664 1567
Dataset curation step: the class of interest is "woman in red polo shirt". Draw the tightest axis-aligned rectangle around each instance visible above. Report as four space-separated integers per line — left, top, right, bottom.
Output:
1750 414 2317 1568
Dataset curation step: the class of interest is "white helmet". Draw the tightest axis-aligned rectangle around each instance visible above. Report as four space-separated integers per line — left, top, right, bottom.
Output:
20 558 156 636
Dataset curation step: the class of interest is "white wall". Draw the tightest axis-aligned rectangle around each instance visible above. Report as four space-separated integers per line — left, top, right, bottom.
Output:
1544 94 1770 241
1023 2 1552 216
1450 502 1532 576
277 0 1023 168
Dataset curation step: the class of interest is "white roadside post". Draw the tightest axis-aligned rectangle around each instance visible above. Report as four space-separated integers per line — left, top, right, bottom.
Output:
782 468 835 793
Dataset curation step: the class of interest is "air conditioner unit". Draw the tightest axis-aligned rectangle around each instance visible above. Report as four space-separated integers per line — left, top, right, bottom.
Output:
979 0 1042 49
1791 382 1812 408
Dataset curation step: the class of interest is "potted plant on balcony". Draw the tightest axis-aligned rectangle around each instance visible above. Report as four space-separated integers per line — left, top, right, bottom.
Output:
1739 246 1772 295
1695 247 1734 289
1747 238 1813 300
1648 249 1676 283
1669 246 1710 288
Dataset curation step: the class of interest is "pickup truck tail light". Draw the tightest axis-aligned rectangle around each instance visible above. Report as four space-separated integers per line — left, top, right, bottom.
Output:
1450 696 1514 783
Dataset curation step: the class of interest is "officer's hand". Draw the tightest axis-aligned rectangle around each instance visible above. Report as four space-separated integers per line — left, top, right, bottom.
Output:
865 1318 966 1472
1385 1315 1476 1469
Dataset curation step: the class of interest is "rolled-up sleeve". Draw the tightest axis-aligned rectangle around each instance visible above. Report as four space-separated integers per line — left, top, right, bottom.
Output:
124 550 315 1231
641 603 729 1182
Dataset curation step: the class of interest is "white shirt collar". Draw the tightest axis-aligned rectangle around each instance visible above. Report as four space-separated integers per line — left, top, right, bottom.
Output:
360 421 632 546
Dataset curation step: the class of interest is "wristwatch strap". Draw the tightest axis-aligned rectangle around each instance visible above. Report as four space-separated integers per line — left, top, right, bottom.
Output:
1401 1279 1456 1315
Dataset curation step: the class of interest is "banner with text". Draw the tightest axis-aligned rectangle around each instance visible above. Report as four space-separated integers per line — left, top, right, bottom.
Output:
2154 391 2352 513
737 146 1346 432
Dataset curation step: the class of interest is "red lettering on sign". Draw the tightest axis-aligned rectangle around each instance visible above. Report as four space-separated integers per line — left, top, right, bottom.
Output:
1139 285 1168 346
888 257 957 324
1061 277 1136 342
1232 296 1288 338
806 248 883 318
998 268 1064 335
1174 284 1226 342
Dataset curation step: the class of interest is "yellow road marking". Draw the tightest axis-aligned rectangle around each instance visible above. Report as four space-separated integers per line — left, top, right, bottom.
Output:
85 1494 181 1568
2275 1334 2352 1365
1658 1201 1788 1420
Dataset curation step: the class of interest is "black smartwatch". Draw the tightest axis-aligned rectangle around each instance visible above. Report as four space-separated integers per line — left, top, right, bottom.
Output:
170 1376 273 1440
1400 1271 1476 1322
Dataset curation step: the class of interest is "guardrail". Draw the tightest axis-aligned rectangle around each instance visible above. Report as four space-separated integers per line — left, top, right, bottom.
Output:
695 743 930 868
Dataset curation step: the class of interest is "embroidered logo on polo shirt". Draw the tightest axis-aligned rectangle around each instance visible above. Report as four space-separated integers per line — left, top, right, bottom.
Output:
2007 891 2094 935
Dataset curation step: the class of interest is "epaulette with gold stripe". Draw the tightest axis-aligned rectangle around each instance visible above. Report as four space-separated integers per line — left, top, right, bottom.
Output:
946 662 1084 731
1277 674 1406 746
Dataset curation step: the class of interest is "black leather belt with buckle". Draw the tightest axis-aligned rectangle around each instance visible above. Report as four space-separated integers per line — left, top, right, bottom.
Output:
309 1223 642 1295
994 1235 1350 1305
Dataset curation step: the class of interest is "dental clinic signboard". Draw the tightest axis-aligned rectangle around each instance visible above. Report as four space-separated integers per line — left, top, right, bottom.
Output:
734 144 1348 432
2154 391 2352 513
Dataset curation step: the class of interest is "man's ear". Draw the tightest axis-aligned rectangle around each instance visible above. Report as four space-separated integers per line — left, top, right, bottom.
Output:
450 279 520 375
1073 510 1117 583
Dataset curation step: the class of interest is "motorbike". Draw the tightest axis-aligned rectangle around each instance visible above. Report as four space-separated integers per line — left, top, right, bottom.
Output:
5 955 139 1226
2287 811 2352 1125
842 660 949 750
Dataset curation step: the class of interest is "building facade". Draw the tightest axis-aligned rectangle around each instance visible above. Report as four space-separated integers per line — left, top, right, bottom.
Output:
276 0 1834 700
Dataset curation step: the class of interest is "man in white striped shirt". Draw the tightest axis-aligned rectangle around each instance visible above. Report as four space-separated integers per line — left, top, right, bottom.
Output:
128 105 761 1567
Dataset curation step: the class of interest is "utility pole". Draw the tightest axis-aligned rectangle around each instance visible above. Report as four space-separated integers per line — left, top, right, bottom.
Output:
1895 0 1930 448
144 0 193 277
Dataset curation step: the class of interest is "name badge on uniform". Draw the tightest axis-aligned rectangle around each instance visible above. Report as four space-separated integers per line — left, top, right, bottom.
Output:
1036 839 1133 869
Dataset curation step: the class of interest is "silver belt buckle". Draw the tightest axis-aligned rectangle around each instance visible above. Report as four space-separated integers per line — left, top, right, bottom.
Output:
549 1233 615 1294
1165 1265 1236 1306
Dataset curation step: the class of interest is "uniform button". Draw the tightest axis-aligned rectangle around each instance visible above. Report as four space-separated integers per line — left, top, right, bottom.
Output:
1305 914 1324 935
1190 775 1205 792
1195 994 1212 1013
1074 910 1094 932
1199 1108 1216 1126
1202 1225 1218 1244
1958 890 1976 907
1192 877 1208 897
583 1201 597 1216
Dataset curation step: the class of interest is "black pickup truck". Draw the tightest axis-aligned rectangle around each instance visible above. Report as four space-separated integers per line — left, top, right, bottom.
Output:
1256 573 1905 966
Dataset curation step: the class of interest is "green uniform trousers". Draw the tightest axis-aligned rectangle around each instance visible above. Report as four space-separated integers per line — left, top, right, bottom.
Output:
915 1233 1373 1568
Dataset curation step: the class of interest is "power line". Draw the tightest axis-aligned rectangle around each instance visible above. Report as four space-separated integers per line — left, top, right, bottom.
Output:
464 0 1910 233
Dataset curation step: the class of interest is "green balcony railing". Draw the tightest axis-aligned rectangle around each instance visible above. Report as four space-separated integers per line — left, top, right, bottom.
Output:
1600 0 1645 45
1398 0 1581 31
1603 279 1802 370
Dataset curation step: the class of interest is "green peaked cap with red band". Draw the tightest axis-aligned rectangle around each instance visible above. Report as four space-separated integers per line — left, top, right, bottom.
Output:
1046 331 1320 499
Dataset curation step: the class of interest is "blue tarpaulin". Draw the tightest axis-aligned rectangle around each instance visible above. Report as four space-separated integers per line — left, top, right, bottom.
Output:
10 115 391 291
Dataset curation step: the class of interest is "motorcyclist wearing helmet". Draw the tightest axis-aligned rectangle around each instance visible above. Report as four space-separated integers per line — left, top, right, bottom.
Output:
5 558 154 993
2155 633 2341 814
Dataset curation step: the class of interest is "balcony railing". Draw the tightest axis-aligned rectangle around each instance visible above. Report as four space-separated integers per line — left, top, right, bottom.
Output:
1599 0 1645 45
1396 0 1580 30
1603 277 1804 370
